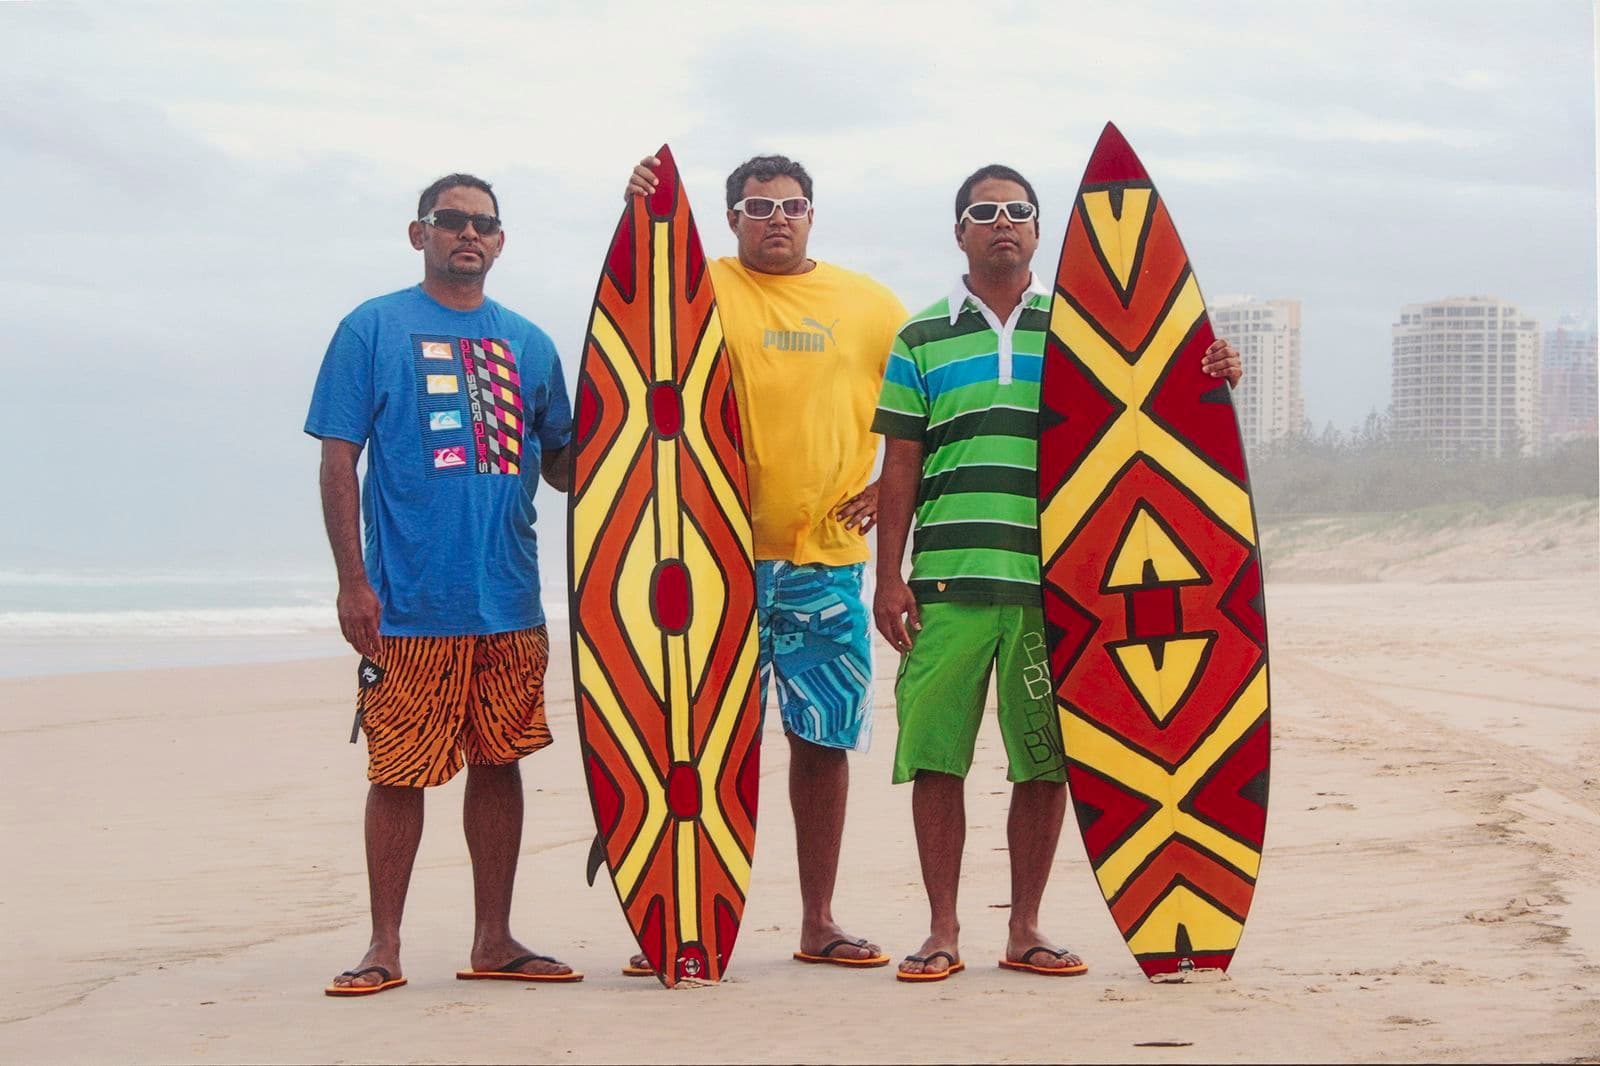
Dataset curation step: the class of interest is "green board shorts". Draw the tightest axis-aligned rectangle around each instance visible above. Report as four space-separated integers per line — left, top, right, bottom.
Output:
892 601 1067 785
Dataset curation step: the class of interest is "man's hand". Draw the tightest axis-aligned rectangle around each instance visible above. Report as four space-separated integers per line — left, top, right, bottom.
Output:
338 580 382 659
624 156 660 201
873 437 924 654
1202 337 1242 387
318 437 380 658
873 576 921 654
835 481 879 534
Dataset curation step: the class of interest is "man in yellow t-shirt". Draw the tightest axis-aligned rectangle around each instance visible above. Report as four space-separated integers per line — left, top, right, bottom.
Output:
626 153 907 971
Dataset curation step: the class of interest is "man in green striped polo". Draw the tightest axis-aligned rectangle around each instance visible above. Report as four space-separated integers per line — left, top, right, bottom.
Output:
871 164 1241 982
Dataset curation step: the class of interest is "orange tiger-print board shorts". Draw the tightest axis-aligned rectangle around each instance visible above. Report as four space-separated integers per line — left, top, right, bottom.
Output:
356 626 553 787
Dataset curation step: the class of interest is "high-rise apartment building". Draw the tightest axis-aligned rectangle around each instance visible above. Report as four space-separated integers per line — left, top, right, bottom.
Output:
1541 316 1597 446
1208 297 1304 449
1391 296 1541 458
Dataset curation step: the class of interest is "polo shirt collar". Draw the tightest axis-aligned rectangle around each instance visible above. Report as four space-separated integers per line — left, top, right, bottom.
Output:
948 271 1051 325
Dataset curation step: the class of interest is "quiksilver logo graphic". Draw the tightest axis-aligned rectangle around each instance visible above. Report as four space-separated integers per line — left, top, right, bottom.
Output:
357 657 386 689
434 445 467 469
426 374 459 394
429 410 463 432
421 341 454 361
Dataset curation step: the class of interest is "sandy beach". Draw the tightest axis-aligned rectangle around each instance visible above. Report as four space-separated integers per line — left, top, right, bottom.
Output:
2 508 1598 1064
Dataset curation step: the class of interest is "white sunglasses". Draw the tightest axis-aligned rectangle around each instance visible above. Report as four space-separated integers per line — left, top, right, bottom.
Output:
960 200 1037 225
732 196 812 220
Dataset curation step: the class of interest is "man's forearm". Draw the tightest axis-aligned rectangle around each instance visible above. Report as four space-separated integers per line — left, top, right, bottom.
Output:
875 440 924 583
319 442 368 587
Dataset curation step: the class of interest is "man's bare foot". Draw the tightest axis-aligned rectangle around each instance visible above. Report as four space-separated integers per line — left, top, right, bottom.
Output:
897 933 961 977
471 937 573 977
330 942 402 990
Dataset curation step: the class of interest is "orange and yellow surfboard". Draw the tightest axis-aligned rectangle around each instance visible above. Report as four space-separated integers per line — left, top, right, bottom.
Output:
569 145 761 987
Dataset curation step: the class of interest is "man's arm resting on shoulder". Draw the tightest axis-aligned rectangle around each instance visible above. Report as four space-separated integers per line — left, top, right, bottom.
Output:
319 438 381 658
873 437 924 653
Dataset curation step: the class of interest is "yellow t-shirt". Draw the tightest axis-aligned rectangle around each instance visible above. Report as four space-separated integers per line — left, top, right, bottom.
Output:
709 257 908 565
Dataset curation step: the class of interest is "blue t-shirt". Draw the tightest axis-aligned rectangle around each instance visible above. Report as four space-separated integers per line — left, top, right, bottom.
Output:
305 285 573 636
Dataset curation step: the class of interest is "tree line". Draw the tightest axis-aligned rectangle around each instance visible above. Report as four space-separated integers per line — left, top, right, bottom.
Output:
1246 411 1598 516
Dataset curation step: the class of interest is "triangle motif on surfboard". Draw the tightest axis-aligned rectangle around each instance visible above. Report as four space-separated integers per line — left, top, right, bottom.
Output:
1180 710 1269 849
1104 503 1205 591
1065 756 1163 866
1109 635 1215 725
1080 187 1152 295
1126 882 1243 956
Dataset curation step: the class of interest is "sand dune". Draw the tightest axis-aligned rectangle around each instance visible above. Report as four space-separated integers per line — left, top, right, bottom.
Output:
1261 497 1597 584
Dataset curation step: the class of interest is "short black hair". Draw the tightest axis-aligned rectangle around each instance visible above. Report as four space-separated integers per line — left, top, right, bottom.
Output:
954 164 1039 222
417 173 499 219
724 155 813 210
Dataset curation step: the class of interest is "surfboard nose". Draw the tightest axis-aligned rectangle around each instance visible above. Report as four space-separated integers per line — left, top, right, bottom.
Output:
1083 122 1150 184
647 143 679 220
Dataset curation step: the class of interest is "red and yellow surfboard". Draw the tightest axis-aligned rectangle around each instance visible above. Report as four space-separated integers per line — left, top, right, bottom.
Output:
1039 124 1270 978
569 145 761 987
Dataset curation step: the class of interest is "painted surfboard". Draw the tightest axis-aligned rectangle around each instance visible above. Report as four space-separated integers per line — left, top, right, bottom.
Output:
1038 123 1270 979
569 144 761 988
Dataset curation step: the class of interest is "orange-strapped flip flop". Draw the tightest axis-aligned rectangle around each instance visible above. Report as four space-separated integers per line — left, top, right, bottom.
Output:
793 937 891 968
456 954 584 983
325 965 407 997
998 946 1089 977
896 951 964 983
622 962 654 977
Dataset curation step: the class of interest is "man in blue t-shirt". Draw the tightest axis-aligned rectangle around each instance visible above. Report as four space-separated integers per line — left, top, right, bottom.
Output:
306 174 580 996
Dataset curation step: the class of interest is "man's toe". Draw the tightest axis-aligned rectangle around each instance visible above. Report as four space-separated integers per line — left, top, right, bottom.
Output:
832 940 875 960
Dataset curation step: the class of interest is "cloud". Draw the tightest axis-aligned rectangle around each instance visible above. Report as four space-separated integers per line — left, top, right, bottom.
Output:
1 1 1594 576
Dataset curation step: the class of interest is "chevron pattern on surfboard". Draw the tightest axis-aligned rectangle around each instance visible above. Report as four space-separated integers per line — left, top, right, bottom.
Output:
1038 123 1270 979
569 144 761 988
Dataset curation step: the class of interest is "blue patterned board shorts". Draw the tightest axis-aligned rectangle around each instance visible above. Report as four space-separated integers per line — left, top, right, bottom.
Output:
756 561 873 752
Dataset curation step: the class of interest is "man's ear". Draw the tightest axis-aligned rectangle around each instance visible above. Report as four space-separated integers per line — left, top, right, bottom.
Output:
408 220 425 250
727 210 740 236
953 221 966 251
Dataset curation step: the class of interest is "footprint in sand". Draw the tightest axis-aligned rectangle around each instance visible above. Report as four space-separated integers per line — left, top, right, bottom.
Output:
1465 895 1552 923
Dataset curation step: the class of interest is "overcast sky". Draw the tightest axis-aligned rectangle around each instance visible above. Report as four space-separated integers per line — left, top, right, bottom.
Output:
3 1 1595 578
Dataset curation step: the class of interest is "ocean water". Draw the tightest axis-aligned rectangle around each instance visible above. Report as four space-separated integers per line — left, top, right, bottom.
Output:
0 568 569 679
0 569 337 678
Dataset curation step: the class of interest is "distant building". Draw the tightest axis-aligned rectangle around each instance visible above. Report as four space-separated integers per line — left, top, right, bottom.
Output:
1541 316 1598 447
1391 296 1541 458
1208 297 1304 449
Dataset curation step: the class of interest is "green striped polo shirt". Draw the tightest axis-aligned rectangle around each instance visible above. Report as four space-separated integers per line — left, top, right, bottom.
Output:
872 273 1051 604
